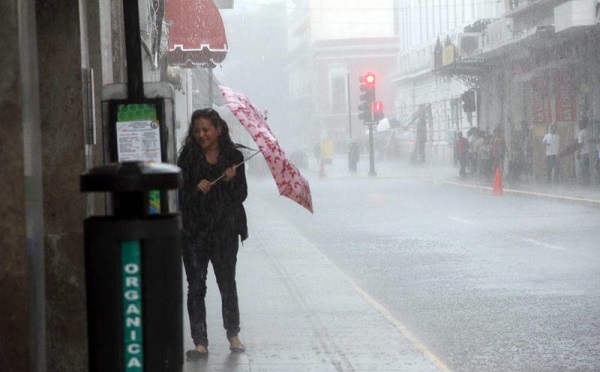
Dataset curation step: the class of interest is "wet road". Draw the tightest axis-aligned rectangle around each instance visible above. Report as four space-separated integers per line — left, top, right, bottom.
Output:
252 174 600 372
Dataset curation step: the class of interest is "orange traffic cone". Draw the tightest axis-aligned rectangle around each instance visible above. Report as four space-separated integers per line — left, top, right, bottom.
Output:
493 166 503 196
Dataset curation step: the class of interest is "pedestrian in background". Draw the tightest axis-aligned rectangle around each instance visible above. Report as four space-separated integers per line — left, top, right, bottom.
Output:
522 122 534 179
491 127 506 175
596 134 600 185
473 131 489 179
177 108 248 359
577 118 592 185
542 124 560 183
456 131 469 177
467 128 478 174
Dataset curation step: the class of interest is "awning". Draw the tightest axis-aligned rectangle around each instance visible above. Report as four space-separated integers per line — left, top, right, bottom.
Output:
165 0 229 68
432 57 495 78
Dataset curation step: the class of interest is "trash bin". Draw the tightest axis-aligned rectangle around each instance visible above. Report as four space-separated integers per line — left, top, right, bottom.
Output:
81 161 183 372
348 141 360 171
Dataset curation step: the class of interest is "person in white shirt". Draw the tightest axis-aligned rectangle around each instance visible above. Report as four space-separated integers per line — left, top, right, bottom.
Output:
596 135 600 185
542 124 560 183
577 119 591 185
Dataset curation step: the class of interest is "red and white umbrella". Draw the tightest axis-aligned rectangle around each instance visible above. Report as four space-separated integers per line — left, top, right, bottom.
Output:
220 85 313 213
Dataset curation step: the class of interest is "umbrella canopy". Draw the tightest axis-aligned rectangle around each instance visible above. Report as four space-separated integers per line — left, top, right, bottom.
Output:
219 86 313 213
376 118 391 132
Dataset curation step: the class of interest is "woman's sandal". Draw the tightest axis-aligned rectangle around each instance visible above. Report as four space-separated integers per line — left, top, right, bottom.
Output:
185 346 208 361
228 336 246 354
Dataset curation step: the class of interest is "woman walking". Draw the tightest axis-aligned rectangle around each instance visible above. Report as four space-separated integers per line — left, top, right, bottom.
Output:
177 108 248 359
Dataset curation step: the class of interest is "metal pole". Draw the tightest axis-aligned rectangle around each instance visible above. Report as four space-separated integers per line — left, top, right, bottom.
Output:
208 66 214 108
347 72 357 171
368 124 376 176
186 69 193 121
347 72 352 139
123 0 144 101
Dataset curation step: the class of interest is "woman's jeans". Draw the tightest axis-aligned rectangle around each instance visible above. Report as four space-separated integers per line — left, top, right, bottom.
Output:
182 232 240 347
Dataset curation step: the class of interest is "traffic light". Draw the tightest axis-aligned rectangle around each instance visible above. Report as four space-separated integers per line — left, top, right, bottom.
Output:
461 90 476 112
358 72 376 122
358 101 372 122
372 101 384 122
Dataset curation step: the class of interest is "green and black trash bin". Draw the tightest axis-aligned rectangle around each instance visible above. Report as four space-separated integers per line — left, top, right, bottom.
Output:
81 161 183 372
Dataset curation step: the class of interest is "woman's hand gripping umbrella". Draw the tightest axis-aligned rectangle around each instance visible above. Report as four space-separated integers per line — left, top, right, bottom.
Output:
210 149 261 185
219 85 313 213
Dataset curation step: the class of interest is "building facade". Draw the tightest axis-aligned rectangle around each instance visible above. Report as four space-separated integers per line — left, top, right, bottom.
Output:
392 0 499 164
286 0 400 154
434 0 600 183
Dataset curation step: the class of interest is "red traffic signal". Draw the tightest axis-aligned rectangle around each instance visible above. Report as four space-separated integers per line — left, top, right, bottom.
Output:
372 101 384 122
372 101 383 113
358 72 377 122
360 72 376 87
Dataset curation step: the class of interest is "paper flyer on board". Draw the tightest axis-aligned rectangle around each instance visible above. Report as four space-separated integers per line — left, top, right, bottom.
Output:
116 119 161 162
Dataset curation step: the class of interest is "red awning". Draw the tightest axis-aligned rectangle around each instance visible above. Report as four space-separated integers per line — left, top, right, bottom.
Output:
165 0 228 68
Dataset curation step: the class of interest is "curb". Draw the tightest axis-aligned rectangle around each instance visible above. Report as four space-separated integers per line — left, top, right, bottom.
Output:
443 180 600 207
305 165 600 208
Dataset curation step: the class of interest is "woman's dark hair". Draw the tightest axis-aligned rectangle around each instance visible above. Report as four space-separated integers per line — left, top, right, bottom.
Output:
180 108 237 156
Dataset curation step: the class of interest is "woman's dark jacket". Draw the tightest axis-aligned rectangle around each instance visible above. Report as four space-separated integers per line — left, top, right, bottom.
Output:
177 145 248 242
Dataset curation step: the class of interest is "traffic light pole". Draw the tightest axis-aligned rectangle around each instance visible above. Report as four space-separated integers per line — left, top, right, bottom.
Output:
368 123 376 176
357 72 378 176
347 73 359 172
347 72 352 139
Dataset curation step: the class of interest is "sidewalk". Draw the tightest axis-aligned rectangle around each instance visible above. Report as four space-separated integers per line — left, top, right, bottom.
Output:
312 155 600 207
182 194 447 372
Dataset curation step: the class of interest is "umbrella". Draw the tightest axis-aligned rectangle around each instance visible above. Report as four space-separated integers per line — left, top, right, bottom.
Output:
210 149 261 184
376 118 391 132
219 85 314 213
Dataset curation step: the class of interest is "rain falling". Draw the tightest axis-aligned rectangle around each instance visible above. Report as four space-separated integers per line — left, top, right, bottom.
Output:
3 0 600 371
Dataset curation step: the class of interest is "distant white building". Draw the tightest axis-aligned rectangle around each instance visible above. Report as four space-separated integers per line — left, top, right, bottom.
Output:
399 0 600 184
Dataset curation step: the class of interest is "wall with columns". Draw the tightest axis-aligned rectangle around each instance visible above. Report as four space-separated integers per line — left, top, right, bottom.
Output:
0 0 104 370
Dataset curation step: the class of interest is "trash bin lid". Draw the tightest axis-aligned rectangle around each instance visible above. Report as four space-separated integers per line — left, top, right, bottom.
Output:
81 162 181 192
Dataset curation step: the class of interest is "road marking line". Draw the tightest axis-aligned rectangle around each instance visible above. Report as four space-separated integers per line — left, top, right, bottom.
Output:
351 284 453 372
292 230 452 371
259 197 452 371
448 215 477 225
520 237 568 252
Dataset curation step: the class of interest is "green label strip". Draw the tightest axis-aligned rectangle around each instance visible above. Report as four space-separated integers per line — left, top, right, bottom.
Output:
121 240 144 370
117 103 157 122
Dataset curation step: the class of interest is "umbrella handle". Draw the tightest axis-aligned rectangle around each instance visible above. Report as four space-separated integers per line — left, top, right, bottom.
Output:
210 150 261 185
